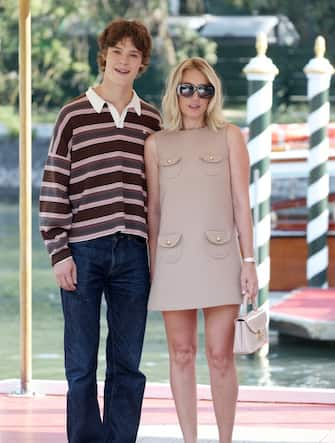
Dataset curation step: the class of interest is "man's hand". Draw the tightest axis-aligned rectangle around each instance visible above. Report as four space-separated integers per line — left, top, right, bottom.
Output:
54 258 77 291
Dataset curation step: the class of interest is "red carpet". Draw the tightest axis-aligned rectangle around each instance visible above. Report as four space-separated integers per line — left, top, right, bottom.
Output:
271 288 335 321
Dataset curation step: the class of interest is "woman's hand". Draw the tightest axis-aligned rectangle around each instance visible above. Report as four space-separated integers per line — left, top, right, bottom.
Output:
240 262 258 302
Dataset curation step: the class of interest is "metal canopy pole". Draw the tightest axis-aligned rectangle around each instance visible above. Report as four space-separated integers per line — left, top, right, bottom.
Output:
19 0 32 394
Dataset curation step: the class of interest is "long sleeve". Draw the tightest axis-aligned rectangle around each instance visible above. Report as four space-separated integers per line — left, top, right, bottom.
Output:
39 108 73 266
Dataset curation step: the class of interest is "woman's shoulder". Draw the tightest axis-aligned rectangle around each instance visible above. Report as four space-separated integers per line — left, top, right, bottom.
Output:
145 129 173 153
220 122 242 136
145 132 158 150
220 122 245 145
149 128 183 144
146 128 170 140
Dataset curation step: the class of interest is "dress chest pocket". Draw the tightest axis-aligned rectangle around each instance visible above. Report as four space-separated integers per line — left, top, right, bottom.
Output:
200 152 225 176
159 156 182 179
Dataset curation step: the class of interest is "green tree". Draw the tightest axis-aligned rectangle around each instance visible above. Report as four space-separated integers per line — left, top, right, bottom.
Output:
0 0 172 110
0 2 19 106
179 0 205 15
31 0 94 108
0 0 220 112
173 27 217 65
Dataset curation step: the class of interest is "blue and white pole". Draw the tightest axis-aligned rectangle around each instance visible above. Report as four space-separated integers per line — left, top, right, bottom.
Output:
304 36 334 287
243 33 278 325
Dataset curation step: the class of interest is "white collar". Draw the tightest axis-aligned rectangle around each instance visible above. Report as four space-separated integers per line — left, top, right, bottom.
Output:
86 86 141 116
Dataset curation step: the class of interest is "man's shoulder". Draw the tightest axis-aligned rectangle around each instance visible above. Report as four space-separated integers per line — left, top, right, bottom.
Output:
139 98 161 119
61 93 90 112
57 94 91 120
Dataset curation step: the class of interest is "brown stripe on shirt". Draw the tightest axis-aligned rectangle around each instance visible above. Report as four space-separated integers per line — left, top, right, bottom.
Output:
68 170 144 196
71 157 143 179
43 170 70 186
71 139 146 162
73 201 146 224
40 201 71 214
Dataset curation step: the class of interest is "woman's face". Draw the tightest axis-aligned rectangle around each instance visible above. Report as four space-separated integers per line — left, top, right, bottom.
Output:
178 68 212 124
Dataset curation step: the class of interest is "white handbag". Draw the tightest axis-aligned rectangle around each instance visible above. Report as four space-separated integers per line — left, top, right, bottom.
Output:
233 297 268 354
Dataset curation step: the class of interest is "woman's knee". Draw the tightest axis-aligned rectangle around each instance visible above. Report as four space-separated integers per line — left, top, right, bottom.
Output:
170 343 197 369
206 348 234 374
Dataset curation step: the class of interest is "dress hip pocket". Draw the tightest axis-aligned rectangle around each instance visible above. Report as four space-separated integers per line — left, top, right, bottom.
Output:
157 232 183 264
204 230 232 259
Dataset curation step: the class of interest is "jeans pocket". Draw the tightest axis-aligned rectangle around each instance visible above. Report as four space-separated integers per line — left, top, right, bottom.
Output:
67 248 98 302
129 235 147 248
61 286 84 303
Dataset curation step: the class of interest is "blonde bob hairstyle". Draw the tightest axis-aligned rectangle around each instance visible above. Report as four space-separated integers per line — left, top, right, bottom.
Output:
162 57 226 131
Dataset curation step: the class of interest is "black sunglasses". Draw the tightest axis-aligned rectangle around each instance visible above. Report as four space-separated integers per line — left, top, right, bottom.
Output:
176 83 215 99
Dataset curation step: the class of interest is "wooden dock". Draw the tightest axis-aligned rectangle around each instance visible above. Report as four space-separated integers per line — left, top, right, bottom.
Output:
1 381 335 443
270 287 335 341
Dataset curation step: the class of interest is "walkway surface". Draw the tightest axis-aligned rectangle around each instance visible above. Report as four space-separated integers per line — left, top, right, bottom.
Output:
1 381 334 443
270 288 335 341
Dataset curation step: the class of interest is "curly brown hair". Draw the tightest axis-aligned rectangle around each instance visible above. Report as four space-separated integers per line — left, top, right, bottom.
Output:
97 19 152 76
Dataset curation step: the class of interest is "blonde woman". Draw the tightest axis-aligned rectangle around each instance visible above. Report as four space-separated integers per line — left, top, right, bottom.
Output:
144 57 258 443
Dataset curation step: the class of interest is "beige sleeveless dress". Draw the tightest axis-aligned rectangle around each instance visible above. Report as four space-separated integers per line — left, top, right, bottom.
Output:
148 125 243 311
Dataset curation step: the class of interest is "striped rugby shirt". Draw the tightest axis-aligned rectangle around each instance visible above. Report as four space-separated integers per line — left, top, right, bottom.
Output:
40 88 161 266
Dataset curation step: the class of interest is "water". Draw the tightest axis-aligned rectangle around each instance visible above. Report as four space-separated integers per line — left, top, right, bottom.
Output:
0 202 334 388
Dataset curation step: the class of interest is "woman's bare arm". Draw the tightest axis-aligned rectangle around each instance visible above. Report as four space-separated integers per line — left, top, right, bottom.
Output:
227 124 254 257
227 124 258 299
144 133 161 279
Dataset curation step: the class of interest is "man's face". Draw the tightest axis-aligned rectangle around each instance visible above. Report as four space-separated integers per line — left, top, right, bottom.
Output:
104 37 144 86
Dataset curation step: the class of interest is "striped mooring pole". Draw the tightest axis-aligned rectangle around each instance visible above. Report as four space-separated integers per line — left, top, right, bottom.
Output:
304 36 334 287
243 33 278 321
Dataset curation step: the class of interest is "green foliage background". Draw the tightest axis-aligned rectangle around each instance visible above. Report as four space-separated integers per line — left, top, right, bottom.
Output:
0 0 334 116
0 0 217 112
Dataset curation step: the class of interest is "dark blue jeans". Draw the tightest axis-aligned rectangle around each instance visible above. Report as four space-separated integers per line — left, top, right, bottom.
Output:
60 233 150 443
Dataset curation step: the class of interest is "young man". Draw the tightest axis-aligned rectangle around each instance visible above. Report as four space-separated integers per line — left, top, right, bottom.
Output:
40 19 161 443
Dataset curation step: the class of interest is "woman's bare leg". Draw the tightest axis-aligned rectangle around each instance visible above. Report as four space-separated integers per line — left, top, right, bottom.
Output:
163 309 198 443
203 304 240 443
